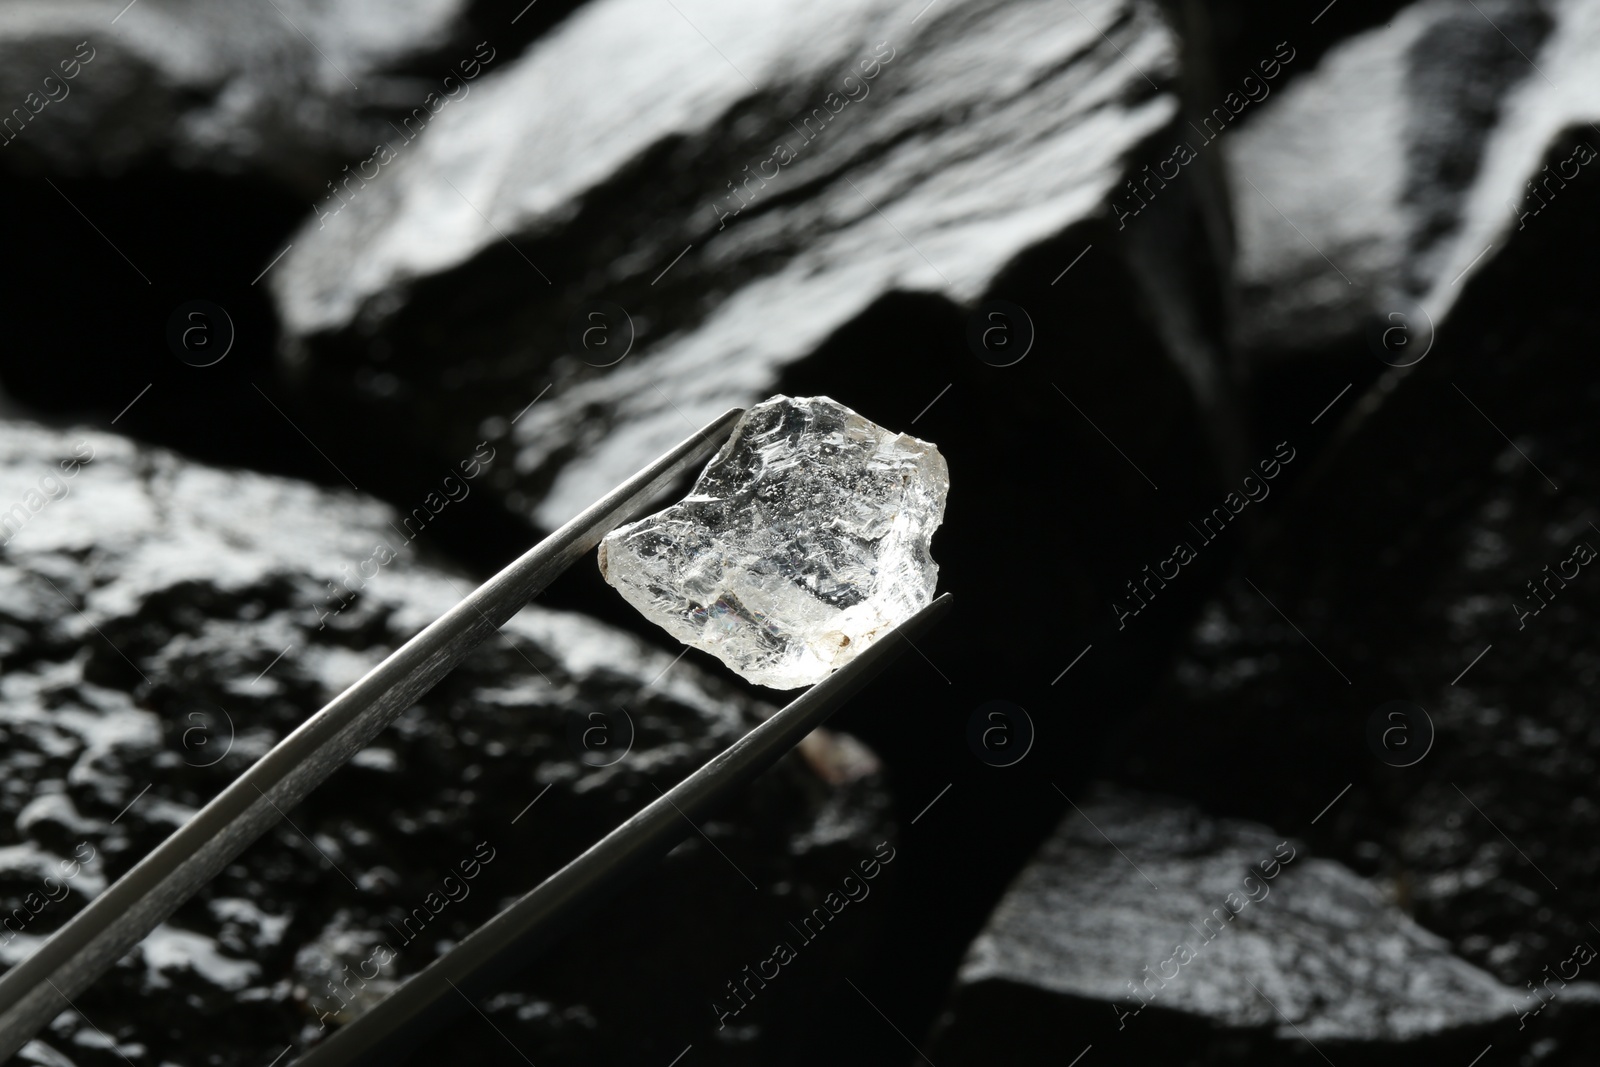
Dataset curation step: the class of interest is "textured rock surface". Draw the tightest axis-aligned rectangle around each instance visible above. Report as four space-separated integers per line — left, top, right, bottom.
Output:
1226 0 1600 363
1112 106 1600 1064
1 2 1255 1060
0 421 897 1066
18 0 1599 1062
599 396 947 689
929 787 1528 1064
0 0 472 185
259 12 1248 1028
1164 0 1412 99
268 0 1240 528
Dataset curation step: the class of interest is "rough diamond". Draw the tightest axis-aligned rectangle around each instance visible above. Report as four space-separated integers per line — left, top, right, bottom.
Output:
597 395 948 689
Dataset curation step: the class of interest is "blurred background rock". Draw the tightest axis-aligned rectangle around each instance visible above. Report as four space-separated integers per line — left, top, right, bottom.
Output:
0 0 1597 1064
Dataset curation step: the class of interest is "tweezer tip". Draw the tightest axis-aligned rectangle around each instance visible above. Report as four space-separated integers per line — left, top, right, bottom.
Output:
838 593 952 676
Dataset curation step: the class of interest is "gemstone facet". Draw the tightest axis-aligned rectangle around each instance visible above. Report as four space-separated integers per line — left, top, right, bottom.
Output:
598 395 948 689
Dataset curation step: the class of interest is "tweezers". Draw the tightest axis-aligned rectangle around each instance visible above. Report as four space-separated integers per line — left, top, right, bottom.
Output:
0 406 952 1064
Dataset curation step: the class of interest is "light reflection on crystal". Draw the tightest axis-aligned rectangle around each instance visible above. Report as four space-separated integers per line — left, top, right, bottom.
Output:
598 395 948 689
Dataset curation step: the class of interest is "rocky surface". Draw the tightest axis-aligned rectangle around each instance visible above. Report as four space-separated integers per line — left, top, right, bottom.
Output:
4 0 1600 1063
0 0 484 186
1111 76 1600 1064
269 0 1241 528
1225 0 1600 365
0 421 897 1066
929 786 1538 1064
1160 0 1413 102
263 11 1251 1021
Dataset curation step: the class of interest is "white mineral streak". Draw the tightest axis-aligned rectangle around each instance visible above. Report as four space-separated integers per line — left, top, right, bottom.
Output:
598 395 947 688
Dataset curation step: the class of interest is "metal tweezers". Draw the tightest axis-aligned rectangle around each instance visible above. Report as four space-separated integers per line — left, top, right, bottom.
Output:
0 407 952 1064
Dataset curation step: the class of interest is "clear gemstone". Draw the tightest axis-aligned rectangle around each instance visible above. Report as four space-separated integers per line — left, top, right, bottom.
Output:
598 395 948 689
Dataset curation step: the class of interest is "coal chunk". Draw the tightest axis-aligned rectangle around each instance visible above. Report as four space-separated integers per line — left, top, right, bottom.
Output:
0 421 897 1066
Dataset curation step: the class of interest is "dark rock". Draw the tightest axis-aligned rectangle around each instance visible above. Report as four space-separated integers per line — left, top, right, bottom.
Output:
262 16 1265 1055
0 0 485 187
929 786 1532 1065
1111 107 1600 1063
1224 0 1596 365
261 12 1257 1015
269 0 1243 527
264 10 1283 1057
1158 0 1413 107
0 421 897 1066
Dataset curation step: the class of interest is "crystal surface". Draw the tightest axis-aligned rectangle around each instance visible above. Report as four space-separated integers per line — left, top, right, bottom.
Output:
598 395 949 689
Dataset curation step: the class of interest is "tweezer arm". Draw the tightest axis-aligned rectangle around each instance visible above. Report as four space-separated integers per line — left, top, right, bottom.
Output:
295 591 953 1066
0 408 745 1060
